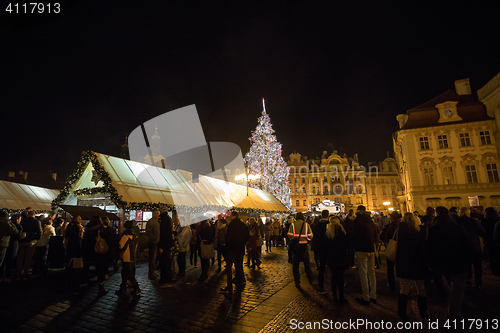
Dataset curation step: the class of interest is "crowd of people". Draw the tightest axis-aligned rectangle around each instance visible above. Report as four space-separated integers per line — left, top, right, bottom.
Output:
1 204 500 322
297 205 500 321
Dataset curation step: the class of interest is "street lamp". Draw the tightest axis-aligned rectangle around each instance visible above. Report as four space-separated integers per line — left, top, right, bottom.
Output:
235 173 261 196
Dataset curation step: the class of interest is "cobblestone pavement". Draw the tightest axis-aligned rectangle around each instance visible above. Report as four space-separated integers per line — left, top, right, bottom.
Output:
1 246 499 333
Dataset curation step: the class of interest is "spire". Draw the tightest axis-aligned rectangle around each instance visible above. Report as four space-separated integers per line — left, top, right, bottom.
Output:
262 98 266 114
152 122 160 139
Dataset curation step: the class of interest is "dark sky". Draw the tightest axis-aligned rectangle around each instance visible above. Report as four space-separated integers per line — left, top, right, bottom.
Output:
1 1 499 178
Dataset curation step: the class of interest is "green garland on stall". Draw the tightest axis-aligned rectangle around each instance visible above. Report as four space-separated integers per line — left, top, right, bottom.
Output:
52 151 291 214
51 151 126 210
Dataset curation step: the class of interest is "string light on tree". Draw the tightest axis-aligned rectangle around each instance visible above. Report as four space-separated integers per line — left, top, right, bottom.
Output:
244 99 293 211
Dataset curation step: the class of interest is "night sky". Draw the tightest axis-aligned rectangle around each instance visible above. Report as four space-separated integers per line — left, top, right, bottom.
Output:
1 1 500 178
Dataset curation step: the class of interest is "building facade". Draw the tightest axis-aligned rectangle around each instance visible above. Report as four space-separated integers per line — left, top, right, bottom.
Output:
394 78 500 214
478 71 500 154
287 151 402 214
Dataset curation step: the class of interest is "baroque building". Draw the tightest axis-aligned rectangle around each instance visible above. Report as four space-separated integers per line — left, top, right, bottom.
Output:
394 78 500 214
286 151 402 213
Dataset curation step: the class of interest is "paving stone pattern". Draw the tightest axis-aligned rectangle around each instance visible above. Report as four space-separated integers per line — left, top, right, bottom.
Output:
1 246 499 333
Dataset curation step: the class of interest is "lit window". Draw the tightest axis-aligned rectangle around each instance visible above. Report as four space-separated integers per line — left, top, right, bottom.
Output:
465 165 478 184
460 133 471 147
419 137 430 150
480 131 492 145
296 200 299 206
423 168 435 185
437 135 449 149
487 164 500 182
324 185 328 194
443 166 454 184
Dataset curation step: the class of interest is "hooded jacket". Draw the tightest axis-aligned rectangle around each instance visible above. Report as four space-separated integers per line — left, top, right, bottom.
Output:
177 225 192 252
119 229 138 262
352 211 378 252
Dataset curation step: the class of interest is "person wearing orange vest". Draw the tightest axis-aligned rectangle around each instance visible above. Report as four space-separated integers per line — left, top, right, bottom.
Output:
287 212 314 288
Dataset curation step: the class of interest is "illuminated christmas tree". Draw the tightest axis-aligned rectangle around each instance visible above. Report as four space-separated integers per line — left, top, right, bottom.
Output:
245 99 293 211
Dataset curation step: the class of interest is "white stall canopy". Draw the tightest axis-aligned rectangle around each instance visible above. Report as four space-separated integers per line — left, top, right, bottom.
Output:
53 151 288 213
0 180 60 211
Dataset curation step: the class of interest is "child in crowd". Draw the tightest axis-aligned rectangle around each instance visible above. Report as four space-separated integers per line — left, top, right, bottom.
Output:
116 220 141 295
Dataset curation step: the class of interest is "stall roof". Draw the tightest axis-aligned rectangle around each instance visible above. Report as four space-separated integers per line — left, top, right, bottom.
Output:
59 205 119 220
0 180 60 211
54 151 288 213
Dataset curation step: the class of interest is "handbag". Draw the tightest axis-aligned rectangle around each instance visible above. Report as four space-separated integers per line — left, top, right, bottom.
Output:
94 229 109 254
200 241 215 259
256 235 264 247
384 229 398 262
69 257 83 269
289 222 304 254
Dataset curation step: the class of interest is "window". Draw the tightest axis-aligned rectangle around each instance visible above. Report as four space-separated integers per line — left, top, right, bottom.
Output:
382 186 387 196
356 185 363 194
460 133 471 147
302 187 306 194
480 131 492 145
296 200 299 206
465 165 478 183
295 188 298 195
437 135 449 149
487 163 499 182
443 166 454 184
323 186 328 194
423 168 435 185
303 200 306 206
302 177 305 183
419 137 430 150
334 185 342 194
371 187 376 195
295 178 298 184
323 176 327 183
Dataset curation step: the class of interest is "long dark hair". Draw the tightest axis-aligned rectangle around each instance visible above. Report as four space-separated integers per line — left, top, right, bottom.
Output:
87 215 103 229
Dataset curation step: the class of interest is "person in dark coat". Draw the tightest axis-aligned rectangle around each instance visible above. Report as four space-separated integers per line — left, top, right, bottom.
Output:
326 216 349 302
64 215 84 283
158 212 175 286
352 205 378 305
198 219 215 282
0 211 19 272
82 216 110 296
380 211 401 291
457 207 486 289
221 211 250 294
16 210 41 278
419 207 435 239
396 213 429 321
313 210 330 294
0 214 23 282
247 218 261 269
427 210 474 319
342 209 356 268
481 207 500 276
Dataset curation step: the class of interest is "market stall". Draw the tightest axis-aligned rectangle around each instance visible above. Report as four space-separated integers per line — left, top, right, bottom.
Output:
51 151 289 228
0 179 60 212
